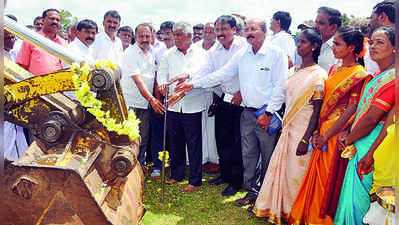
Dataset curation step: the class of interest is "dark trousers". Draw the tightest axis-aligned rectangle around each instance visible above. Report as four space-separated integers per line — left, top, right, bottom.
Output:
215 96 244 188
150 108 164 171
167 111 202 186
131 107 150 168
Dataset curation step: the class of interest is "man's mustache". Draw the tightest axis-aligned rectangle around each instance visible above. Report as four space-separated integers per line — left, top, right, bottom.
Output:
246 35 255 39
140 41 149 45
86 37 94 42
51 23 59 28
108 26 116 30
217 35 225 39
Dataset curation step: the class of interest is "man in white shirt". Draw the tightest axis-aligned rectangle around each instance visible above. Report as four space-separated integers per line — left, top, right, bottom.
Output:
269 11 296 68
366 0 395 74
192 23 205 43
193 22 216 51
174 18 287 203
192 22 218 175
4 29 29 161
122 23 165 171
148 25 167 178
203 15 247 197
67 19 97 64
33 16 44 32
157 22 208 193
315 7 342 71
92 10 123 65
117 26 134 51
160 21 175 49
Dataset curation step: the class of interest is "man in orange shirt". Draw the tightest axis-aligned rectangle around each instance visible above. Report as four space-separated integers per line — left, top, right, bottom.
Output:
17 8 67 75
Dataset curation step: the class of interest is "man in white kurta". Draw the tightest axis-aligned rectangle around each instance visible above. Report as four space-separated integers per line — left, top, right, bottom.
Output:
4 29 28 160
157 22 207 192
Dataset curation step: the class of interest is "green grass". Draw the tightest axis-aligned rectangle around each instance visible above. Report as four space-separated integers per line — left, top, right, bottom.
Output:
140 167 268 225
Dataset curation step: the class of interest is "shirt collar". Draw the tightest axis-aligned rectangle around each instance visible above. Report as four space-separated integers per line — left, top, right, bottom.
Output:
272 30 283 37
38 30 62 42
174 45 194 55
133 43 150 55
324 36 334 48
100 31 118 43
246 40 268 55
216 36 241 51
73 38 90 50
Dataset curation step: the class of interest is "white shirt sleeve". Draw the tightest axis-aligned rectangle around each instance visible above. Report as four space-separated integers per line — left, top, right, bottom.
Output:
157 54 169 85
266 50 288 113
192 50 242 88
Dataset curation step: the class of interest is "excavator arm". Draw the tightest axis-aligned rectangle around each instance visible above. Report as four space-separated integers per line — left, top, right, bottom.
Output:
3 17 145 225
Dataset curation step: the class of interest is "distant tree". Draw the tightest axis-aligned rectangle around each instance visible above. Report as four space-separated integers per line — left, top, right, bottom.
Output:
342 13 355 26
60 9 78 32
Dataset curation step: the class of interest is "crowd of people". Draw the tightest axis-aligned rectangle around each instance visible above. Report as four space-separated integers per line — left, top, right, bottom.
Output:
3 0 396 224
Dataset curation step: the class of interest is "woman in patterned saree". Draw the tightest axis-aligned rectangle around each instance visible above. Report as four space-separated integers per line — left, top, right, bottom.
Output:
251 28 327 225
334 26 395 225
289 26 368 225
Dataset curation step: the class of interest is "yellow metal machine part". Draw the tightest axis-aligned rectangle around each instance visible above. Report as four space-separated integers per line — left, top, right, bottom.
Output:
3 57 145 224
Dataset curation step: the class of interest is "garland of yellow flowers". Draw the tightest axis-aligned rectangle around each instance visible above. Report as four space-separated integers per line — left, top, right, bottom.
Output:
70 60 140 141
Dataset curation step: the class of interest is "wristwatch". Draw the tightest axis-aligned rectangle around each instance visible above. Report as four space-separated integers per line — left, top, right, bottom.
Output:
264 111 272 117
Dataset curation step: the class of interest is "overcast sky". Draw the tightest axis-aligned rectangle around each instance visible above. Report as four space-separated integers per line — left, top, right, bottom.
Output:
5 0 380 33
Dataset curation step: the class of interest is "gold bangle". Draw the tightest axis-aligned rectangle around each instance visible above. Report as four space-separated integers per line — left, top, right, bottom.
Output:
301 139 308 145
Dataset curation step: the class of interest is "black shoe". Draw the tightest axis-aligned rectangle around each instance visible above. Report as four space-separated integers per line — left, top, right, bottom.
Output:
221 185 239 196
208 177 227 185
247 205 255 214
234 193 255 207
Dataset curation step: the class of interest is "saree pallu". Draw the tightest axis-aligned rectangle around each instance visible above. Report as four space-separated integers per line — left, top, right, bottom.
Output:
289 65 368 225
333 124 383 225
253 65 327 225
334 68 395 225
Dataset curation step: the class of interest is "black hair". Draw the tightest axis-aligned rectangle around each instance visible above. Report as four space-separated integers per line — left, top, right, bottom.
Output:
272 11 292 31
373 0 395 23
301 28 322 63
317 6 342 28
214 15 236 29
118 26 134 35
337 26 365 66
42 9 60 19
103 10 121 22
34 16 43 24
77 19 98 32
6 14 17 22
160 21 175 31
373 26 395 46
260 20 267 32
193 23 205 30
135 23 152 34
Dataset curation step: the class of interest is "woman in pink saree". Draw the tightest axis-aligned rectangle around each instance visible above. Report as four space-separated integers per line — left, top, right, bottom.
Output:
252 28 327 225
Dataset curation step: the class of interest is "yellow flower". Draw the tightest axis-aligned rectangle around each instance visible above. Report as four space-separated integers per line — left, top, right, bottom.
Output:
158 151 169 161
71 61 140 141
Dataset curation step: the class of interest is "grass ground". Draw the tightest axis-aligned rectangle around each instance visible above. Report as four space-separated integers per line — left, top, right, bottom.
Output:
140 167 268 225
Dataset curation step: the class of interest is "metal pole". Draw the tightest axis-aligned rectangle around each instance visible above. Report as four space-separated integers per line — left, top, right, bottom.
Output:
160 85 169 202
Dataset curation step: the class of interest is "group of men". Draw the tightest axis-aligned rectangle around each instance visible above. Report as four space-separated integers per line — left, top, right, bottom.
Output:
3 0 395 209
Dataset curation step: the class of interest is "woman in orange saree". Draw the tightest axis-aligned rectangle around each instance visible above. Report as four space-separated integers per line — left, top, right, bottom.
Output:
252 29 327 225
289 27 368 225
